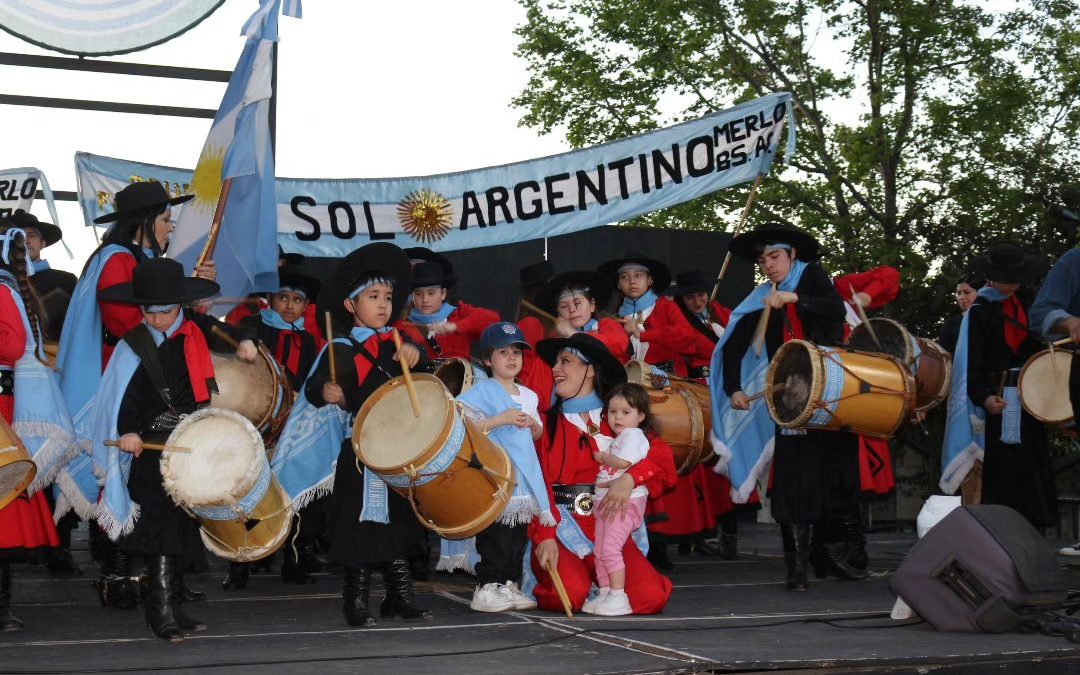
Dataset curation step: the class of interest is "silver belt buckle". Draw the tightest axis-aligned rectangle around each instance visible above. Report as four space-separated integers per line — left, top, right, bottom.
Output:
572 492 594 516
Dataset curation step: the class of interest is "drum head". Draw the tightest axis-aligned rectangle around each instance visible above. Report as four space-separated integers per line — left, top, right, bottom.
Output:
0 458 35 511
1020 350 1074 424
769 341 815 424
848 318 914 363
162 408 266 508
211 348 277 427
357 374 453 471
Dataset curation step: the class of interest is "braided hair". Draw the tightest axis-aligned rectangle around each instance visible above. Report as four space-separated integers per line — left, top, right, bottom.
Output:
0 221 49 366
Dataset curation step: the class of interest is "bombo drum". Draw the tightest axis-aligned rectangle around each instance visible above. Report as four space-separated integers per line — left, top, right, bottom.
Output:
161 408 293 562
848 318 951 412
433 357 489 397
352 373 514 540
1019 349 1074 426
0 416 35 510
625 360 713 474
766 339 914 438
211 345 294 448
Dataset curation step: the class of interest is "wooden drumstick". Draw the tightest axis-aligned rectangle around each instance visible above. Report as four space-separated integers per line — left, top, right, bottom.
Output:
1053 336 1075 347
104 440 192 454
850 284 883 351
392 328 422 418
520 299 559 324
211 324 240 350
544 561 574 619
745 383 787 403
752 283 777 357
324 312 337 385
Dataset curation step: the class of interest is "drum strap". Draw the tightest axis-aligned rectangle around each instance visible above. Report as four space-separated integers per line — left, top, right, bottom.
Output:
123 325 175 409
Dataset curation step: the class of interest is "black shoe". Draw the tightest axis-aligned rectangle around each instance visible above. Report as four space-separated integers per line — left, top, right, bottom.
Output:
380 559 432 621
180 584 206 603
719 515 739 560
45 548 83 576
282 541 316 585
780 524 809 591
299 546 327 574
844 516 869 572
95 542 139 610
222 562 250 590
143 556 183 643
0 564 24 632
692 539 721 556
172 572 206 632
343 567 377 627
822 520 868 581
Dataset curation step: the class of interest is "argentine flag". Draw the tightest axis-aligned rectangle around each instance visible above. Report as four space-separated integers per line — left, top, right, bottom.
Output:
170 0 301 306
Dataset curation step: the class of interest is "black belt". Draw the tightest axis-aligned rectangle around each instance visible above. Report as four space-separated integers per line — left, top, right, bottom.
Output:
688 365 710 379
0 368 12 396
551 483 595 516
988 370 1021 388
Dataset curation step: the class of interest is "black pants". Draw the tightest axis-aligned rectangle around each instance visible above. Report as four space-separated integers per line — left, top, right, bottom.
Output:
475 522 528 586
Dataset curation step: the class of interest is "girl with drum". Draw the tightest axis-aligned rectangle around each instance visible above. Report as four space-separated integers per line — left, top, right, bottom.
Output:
710 224 866 591
397 260 500 361
531 333 676 614
0 223 69 632
306 243 433 628
91 257 257 642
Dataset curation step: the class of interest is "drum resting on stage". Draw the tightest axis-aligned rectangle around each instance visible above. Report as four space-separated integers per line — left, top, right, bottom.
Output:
0 416 35 511
847 318 951 412
433 357 489 397
766 339 914 438
211 345 294 448
625 360 712 475
161 407 293 562
353 373 514 540
1019 349 1074 426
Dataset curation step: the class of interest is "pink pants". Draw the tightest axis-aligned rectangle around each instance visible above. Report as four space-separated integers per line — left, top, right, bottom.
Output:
593 495 647 588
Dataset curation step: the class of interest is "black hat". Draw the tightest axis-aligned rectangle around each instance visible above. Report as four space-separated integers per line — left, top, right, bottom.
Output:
537 333 627 393
93 181 194 224
728 224 821 263
97 257 219 305
277 245 304 267
274 269 320 299
668 269 712 297
533 270 613 316
598 252 671 292
411 261 452 290
317 242 412 334
519 260 555 288
404 246 456 288
970 241 1044 284
8 209 62 248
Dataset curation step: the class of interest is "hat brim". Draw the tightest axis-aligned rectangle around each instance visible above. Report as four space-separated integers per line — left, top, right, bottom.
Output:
274 270 321 299
970 254 1044 285
728 227 821 263
93 193 195 224
533 271 613 316
668 278 712 297
317 243 412 335
29 222 63 248
404 247 456 288
97 276 220 305
598 256 672 293
536 335 627 393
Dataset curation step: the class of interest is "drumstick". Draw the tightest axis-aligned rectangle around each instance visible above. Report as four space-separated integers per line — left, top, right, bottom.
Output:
104 440 192 454
211 324 240 349
752 283 777 357
520 299 559 324
1053 336 1075 347
544 561 574 619
850 284 883 351
392 328 422 418
744 383 787 403
324 312 337 385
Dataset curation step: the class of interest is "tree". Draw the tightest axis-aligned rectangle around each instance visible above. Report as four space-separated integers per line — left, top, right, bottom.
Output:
513 0 1080 334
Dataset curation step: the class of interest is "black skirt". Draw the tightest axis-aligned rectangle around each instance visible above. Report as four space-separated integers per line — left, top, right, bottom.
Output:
981 410 1057 529
770 429 859 524
326 440 421 567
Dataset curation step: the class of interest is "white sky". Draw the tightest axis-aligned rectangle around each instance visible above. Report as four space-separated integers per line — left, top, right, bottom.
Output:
1 0 568 273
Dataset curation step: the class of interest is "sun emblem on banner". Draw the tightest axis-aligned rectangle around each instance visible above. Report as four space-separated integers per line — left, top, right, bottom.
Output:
397 189 453 243
189 145 226 214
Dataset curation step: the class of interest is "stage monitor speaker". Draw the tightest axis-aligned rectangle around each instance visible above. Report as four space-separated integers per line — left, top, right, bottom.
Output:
891 505 1066 632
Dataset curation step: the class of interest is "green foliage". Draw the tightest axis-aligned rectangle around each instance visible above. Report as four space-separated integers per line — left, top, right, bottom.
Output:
513 0 1080 333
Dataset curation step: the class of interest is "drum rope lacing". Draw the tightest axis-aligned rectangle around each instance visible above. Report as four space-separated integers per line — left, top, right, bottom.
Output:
196 500 292 562
803 351 913 426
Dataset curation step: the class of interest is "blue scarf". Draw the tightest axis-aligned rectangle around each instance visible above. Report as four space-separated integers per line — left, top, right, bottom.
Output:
560 391 605 413
940 301 986 493
31 259 50 273
0 274 77 494
350 325 391 343
261 308 304 332
708 259 807 503
409 302 456 324
618 289 658 317
581 318 599 333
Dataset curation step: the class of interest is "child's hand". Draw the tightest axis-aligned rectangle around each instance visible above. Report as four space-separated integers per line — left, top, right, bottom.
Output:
118 433 143 458
393 342 421 368
236 339 258 363
322 382 345 406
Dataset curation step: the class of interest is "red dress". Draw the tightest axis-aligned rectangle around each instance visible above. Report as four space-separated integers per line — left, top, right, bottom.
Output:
517 316 629 408
629 296 698 367
396 302 499 361
98 252 143 366
529 413 675 614
0 289 60 552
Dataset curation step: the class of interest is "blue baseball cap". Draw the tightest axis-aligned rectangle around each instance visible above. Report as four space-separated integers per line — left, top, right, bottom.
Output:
480 322 532 353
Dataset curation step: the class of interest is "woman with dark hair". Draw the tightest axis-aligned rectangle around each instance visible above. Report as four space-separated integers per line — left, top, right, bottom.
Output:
529 333 675 615
532 270 629 358
938 273 986 354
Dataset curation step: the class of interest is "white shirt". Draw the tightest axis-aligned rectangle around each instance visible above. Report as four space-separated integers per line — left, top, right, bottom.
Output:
595 427 650 500
628 304 656 361
510 385 542 426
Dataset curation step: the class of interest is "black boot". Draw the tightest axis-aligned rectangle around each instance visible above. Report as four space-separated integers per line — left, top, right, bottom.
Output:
143 556 183 643
809 521 828 579
281 541 315 585
380 559 432 621
719 515 738 560
251 555 273 574
646 534 674 572
0 563 24 632
342 566 376 627
822 520 868 581
179 583 206 603
95 541 139 610
172 571 206 632
222 562 250 590
844 515 869 572
45 547 82 576
408 553 430 582
780 524 808 591
299 543 327 573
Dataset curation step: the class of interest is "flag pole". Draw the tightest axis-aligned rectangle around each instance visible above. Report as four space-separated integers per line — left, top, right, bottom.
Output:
709 174 764 304
193 177 233 274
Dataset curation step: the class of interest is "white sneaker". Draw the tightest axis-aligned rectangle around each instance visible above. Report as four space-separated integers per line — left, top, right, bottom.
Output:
1059 543 1080 557
581 587 610 614
504 581 537 610
469 583 515 612
592 589 632 616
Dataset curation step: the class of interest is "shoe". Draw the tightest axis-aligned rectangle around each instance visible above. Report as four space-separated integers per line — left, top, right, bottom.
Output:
143 556 183 643
45 548 83 576
172 572 206 632
281 541 316 585
504 581 537 610
180 583 206 603
0 564 24 632
299 545 327 573
822 520 868 581
343 567 377 627
719 516 739 560
222 562 250 590
380 558 433 621
592 589 632 616
780 524 809 591
469 583 514 613
1059 543 1080 556
844 516 869 571
809 521 828 579
95 542 139 610
581 587 610 614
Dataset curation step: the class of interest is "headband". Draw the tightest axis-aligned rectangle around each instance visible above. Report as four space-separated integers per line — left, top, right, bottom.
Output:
762 242 792 253
560 346 591 364
0 227 26 268
617 263 649 275
276 286 307 299
143 303 179 313
348 276 392 299
557 286 590 302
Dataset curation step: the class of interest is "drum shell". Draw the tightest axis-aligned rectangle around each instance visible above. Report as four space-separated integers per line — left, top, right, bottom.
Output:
352 374 514 540
1019 349 1074 426
211 345 294 448
198 479 292 562
644 382 711 475
433 357 489 397
913 338 951 412
0 416 35 511
767 340 914 438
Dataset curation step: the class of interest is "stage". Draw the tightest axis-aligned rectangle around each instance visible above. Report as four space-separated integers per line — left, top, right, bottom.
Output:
3 522 1080 674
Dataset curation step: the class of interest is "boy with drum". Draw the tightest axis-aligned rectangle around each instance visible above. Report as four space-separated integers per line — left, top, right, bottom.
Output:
305 243 433 628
